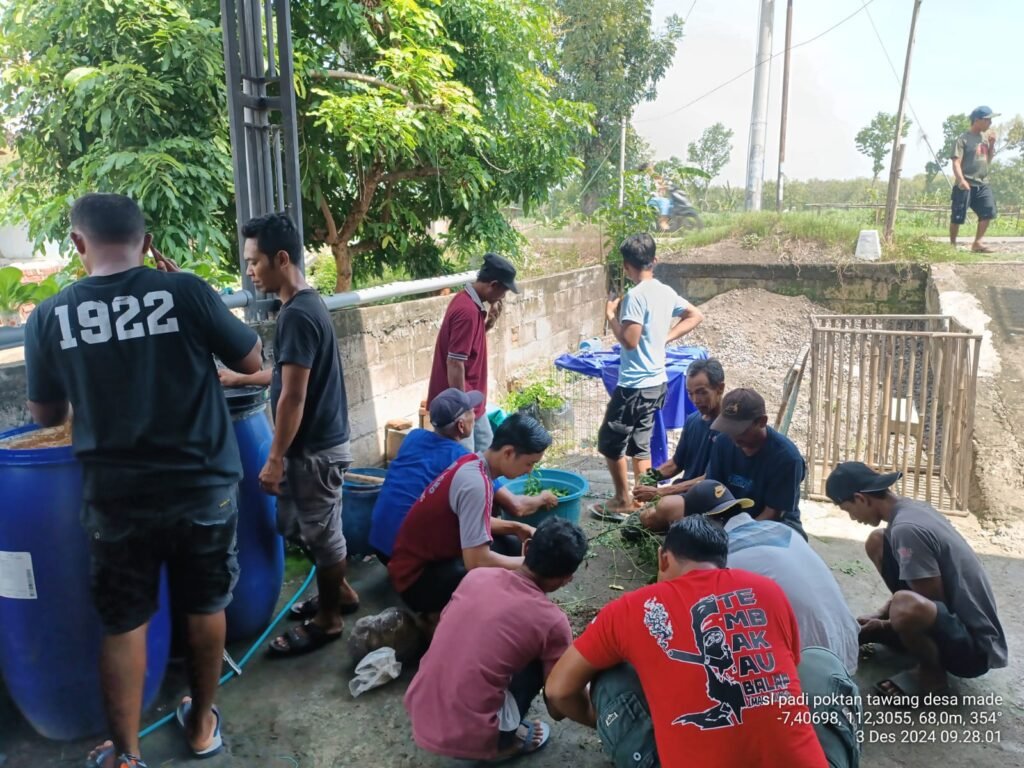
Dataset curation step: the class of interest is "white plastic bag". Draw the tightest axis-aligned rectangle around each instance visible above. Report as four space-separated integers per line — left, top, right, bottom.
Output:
348 646 402 698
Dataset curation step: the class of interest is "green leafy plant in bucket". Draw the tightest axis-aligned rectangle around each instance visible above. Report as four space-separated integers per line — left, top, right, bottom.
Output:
522 471 569 498
504 378 565 412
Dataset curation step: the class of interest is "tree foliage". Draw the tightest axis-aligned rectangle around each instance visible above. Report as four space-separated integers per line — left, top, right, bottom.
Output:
924 113 970 188
855 112 912 183
554 0 682 213
686 123 734 206
0 0 234 282
0 0 592 290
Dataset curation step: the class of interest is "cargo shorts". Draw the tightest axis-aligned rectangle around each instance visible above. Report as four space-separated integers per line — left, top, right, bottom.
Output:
276 443 351 568
591 664 659 768
597 384 666 460
83 484 239 635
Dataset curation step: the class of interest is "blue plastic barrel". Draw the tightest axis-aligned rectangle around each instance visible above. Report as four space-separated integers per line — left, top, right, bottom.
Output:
343 467 387 557
0 425 170 741
500 468 589 527
223 387 284 643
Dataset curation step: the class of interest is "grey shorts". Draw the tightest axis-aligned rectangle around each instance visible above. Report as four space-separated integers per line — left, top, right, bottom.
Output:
276 444 351 568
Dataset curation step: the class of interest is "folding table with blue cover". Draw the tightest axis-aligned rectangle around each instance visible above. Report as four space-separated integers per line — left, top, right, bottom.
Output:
554 345 709 467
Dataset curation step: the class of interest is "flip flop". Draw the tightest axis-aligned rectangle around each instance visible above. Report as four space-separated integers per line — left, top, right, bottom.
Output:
589 501 632 523
175 699 224 759
86 745 149 768
267 619 343 657
489 720 551 763
287 594 360 621
874 669 949 701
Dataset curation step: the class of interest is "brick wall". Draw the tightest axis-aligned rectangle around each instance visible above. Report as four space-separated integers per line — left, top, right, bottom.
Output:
0 264 610 464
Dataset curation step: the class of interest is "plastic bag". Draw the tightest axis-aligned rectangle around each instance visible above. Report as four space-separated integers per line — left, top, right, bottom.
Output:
349 647 402 697
346 607 423 664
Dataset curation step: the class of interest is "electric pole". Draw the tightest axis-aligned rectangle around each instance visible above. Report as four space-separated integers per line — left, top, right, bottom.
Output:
883 0 923 240
745 0 775 211
618 115 627 208
776 0 793 212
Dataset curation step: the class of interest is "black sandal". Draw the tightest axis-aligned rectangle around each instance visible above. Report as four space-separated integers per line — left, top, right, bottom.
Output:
287 594 360 621
267 620 342 657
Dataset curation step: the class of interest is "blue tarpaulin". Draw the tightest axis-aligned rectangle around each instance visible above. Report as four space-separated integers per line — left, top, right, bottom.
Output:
554 345 709 466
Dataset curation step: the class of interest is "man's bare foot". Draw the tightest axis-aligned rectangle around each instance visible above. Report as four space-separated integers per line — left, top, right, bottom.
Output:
875 667 948 698
87 741 116 768
340 579 360 608
971 243 995 253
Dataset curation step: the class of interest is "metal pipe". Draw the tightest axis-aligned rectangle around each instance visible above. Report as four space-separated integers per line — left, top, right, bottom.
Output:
0 272 477 351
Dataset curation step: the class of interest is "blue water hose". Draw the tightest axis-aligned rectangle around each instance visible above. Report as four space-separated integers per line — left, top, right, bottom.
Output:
137 566 317 740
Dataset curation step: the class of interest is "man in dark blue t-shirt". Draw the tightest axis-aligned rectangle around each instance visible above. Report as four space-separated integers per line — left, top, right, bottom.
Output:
219 213 356 658
25 193 262 768
369 389 558 560
707 388 807 539
627 358 725 533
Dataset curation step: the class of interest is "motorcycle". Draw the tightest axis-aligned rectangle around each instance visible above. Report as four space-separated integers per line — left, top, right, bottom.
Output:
660 188 703 233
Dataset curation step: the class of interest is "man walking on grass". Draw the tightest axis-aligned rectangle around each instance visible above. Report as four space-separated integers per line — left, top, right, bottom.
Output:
25 193 263 768
950 105 999 253
592 233 704 522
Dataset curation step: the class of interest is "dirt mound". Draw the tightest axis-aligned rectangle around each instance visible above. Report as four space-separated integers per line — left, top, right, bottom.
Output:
685 287 832 447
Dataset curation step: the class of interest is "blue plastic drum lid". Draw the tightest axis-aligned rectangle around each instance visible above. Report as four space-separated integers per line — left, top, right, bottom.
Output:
0 425 170 741
221 386 285 643
343 467 388 558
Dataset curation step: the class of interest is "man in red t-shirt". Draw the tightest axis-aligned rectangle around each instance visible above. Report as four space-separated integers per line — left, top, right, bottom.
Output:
546 515 827 768
427 252 518 451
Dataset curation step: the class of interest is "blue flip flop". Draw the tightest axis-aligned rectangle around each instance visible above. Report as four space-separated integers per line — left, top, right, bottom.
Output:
489 720 551 763
175 698 224 759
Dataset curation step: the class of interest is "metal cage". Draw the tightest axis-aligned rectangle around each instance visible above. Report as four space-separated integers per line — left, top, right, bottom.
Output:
806 315 981 515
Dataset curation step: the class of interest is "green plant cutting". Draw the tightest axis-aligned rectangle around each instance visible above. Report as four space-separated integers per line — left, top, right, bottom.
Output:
522 472 569 498
503 378 565 412
0 267 60 321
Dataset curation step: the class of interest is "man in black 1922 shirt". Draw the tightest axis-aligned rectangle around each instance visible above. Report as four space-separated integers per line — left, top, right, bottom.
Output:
24 194 262 768
217 213 359 657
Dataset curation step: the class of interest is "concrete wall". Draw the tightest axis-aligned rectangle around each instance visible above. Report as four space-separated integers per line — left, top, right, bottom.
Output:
657 261 929 315
0 264 610 459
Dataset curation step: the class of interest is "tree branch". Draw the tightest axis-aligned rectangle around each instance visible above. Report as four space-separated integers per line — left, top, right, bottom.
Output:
338 165 385 245
318 194 339 245
349 241 377 256
319 70 443 112
380 167 442 183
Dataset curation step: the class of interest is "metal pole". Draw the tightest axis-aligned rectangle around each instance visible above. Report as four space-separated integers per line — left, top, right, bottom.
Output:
618 115 627 208
883 0 923 241
745 0 775 211
776 0 793 212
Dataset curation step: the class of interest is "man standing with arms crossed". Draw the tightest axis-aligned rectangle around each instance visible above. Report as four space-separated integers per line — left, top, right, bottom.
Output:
218 213 360 656
25 194 263 768
950 106 999 253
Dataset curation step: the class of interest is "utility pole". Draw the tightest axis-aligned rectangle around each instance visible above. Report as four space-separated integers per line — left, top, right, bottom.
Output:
745 0 775 211
618 115 628 208
883 0 923 241
776 0 793 212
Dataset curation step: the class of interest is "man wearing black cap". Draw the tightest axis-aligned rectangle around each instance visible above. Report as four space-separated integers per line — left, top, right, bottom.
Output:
826 462 1007 696
706 388 807 538
951 106 999 253
369 389 559 561
427 253 519 452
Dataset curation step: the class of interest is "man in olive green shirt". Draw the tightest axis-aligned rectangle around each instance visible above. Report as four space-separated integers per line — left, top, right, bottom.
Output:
950 106 998 253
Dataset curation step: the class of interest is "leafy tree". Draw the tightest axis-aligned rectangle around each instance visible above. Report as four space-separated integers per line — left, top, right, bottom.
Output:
0 0 591 291
924 113 970 188
0 0 234 282
855 112 912 184
554 0 683 214
686 123 734 206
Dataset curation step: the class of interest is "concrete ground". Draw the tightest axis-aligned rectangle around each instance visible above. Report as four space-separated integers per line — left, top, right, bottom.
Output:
2 483 1021 768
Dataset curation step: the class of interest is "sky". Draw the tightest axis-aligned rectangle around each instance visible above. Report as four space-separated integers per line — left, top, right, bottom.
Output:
634 0 1023 185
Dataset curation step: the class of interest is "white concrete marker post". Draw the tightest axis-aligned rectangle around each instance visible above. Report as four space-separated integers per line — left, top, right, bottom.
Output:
855 230 882 261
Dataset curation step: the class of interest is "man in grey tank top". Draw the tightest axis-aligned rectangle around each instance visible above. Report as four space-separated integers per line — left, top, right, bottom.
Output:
826 462 1007 697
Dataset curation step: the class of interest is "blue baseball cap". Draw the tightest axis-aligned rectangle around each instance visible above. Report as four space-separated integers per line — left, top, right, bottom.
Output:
429 388 484 429
970 106 999 122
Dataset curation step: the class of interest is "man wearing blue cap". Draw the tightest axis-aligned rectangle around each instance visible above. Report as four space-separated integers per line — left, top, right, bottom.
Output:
950 106 999 253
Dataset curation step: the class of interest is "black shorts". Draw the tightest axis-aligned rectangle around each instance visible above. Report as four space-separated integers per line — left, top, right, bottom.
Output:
598 384 667 460
83 485 239 635
881 537 989 678
399 536 521 614
951 183 996 224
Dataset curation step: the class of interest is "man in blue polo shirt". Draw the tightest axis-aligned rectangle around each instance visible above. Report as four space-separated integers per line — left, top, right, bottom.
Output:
706 387 807 540
369 389 558 561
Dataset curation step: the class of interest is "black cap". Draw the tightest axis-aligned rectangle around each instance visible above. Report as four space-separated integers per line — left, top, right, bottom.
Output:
478 252 519 294
429 388 484 429
683 479 755 517
825 461 902 504
711 388 767 436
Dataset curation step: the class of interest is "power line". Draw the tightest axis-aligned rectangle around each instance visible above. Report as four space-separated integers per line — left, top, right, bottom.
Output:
636 0 880 124
863 3 952 188
684 0 699 23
